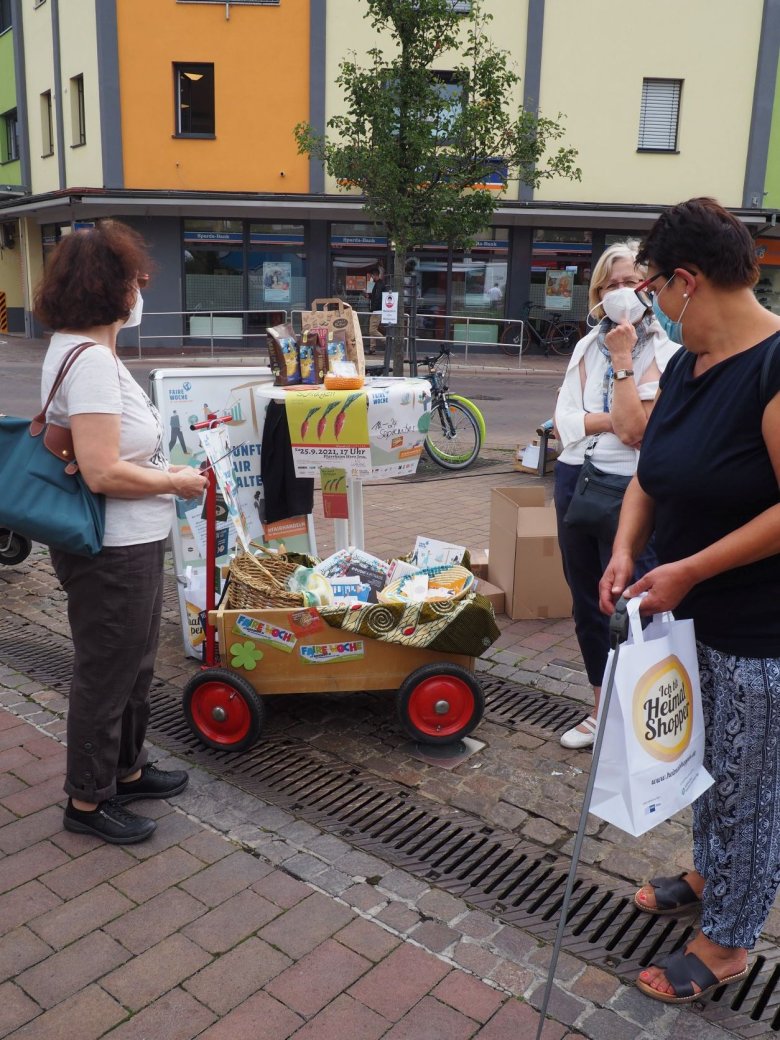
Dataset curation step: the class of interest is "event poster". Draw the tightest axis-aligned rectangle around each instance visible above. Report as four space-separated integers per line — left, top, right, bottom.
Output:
544 269 574 311
365 380 430 478
284 386 371 477
197 425 251 552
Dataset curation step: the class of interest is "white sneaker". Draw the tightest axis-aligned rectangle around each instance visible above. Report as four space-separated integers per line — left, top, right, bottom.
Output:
560 714 597 749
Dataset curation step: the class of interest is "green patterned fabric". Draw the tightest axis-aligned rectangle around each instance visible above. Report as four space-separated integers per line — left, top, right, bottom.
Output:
319 592 500 657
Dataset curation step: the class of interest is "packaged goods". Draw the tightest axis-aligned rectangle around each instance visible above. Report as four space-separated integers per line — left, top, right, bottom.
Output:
301 328 329 384
267 323 301 386
298 337 316 385
326 329 349 371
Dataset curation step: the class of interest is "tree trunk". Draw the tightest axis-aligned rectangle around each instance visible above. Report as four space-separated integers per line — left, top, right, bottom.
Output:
391 245 407 376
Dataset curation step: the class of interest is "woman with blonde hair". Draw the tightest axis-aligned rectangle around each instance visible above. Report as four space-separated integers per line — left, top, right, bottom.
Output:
554 241 677 748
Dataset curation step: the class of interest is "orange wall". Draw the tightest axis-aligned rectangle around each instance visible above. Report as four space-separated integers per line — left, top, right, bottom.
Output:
117 0 310 192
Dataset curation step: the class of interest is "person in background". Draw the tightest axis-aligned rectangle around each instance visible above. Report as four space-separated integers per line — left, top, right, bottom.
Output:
36 220 208 845
600 197 780 1005
488 282 503 306
367 264 387 355
554 241 677 749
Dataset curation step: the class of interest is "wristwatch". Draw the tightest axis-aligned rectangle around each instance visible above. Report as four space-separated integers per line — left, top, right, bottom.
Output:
614 369 634 381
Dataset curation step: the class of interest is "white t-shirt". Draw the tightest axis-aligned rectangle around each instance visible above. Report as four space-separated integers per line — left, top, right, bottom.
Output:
41 333 174 547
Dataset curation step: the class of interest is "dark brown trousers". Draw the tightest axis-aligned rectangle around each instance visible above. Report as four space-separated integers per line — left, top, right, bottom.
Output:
50 539 166 802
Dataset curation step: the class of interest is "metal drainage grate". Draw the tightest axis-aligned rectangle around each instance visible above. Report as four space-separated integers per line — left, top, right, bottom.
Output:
2 612 780 1032
480 676 586 734
143 695 780 1035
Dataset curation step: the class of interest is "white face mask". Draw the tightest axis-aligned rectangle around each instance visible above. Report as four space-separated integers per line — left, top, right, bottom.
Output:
122 289 144 329
600 286 647 325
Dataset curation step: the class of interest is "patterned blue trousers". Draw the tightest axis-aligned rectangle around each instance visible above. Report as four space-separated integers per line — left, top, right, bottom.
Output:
694 642 780 949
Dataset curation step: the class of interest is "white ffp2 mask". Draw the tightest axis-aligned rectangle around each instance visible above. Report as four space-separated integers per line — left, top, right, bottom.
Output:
122 290 144 329
600 287 647 325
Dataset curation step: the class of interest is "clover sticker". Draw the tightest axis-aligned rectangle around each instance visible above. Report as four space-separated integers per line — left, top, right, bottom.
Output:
230 640 264 671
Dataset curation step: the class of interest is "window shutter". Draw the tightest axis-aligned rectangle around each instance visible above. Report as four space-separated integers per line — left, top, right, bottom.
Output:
638 79 682 151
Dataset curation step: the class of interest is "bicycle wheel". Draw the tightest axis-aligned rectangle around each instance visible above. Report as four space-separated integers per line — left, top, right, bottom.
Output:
546 321 581 356
424 398 481 470
499 322 529 358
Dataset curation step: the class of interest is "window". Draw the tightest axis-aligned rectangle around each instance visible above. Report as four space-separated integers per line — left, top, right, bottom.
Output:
430 70 464 142
174 63 215 137
40 91 53 157
0 0 12 34
1 110 18 163
450 1 471 11
638 78 682 152
69 74 86 146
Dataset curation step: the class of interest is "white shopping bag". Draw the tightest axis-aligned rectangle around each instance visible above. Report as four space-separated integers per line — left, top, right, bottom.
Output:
590 596 713 837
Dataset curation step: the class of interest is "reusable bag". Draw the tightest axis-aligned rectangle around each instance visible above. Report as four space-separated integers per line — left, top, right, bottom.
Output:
590 597 713 837
0 342 106 556
301 298 365 377
563 437 630 541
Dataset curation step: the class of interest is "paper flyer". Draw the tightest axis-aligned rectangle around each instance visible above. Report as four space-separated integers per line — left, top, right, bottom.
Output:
365 380 430 478
197 425 251 551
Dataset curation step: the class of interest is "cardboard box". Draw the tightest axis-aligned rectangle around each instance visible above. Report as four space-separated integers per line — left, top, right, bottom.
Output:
475 578 505 615
487 487 572 620
513 440 560 475
468 549 489 580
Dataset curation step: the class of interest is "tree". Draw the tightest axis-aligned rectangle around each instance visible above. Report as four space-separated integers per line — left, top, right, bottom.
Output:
295 0 581 374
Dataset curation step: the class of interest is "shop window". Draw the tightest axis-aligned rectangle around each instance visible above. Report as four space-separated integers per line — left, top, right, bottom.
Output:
183 219 243 313
70 74 86 147
248 223 307 317
0 0 12 34
40 91 53 157
175 63 215 137
638 78 682 152
1 109 18 163
531 229 592 322
330 223 388 313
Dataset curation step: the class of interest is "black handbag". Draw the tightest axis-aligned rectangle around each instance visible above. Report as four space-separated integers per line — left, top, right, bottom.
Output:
0 342 106 556
563 438 631 541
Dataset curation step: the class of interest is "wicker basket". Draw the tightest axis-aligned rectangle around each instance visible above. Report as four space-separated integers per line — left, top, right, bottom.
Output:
378 564 475 605
225 549 305 610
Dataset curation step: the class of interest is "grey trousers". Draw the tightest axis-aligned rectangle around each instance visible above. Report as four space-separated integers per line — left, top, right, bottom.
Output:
50 539 167 802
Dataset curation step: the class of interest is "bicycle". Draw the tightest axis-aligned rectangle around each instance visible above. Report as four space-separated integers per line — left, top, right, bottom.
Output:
500 301 581 358
421 347 483 470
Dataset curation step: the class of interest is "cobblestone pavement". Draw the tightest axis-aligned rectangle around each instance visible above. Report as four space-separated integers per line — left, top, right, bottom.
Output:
0 463 770 1039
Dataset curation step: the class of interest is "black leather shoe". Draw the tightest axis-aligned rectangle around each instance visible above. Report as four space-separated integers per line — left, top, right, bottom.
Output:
114 762 189 804
63 798 157 844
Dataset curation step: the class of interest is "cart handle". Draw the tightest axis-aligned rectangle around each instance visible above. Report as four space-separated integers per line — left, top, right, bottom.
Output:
190 413 233 431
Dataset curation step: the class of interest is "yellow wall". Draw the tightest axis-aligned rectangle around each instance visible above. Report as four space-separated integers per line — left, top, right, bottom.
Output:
59 1 102 187
0 237 23 311
117 0 310 192
323 0 528 199
537 0 763 207
23 1 58 195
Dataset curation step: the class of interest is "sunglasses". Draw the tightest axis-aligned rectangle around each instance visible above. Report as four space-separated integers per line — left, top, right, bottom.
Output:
634 272 668 309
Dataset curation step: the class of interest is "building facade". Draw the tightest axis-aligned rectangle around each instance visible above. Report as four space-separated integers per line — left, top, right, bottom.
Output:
0 0 778 341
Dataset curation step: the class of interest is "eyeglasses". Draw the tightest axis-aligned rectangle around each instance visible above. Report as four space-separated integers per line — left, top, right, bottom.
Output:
602 277 643 293
634 272 667 309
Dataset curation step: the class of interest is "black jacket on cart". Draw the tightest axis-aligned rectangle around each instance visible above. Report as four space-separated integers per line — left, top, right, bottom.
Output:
260 400 315 523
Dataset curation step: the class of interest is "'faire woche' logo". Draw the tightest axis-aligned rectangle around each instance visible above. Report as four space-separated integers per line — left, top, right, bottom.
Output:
632 655 693 762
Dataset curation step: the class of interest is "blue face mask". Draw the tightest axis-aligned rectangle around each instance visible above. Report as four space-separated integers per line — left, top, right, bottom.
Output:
652 277 690 345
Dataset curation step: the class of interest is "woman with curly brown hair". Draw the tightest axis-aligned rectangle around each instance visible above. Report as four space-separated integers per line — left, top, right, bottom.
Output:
37 220 208 844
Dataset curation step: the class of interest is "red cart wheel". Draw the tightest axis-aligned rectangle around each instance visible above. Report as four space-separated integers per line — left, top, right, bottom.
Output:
183 668 265 752
396 663 485 745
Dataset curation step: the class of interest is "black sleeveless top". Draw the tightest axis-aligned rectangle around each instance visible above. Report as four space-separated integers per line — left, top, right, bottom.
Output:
637 334 780 656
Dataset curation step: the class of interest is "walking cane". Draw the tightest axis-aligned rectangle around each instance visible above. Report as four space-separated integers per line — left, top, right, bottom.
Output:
533 596 631 1040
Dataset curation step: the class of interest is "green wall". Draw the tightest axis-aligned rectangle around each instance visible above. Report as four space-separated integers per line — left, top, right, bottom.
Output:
0 28 20 182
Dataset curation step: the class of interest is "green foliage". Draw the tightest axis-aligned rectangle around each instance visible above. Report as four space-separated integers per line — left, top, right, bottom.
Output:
295 0 581 369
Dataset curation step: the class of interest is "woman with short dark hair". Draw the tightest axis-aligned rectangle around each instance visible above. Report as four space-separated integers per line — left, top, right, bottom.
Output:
37 220 208 844
600 197 780 1004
